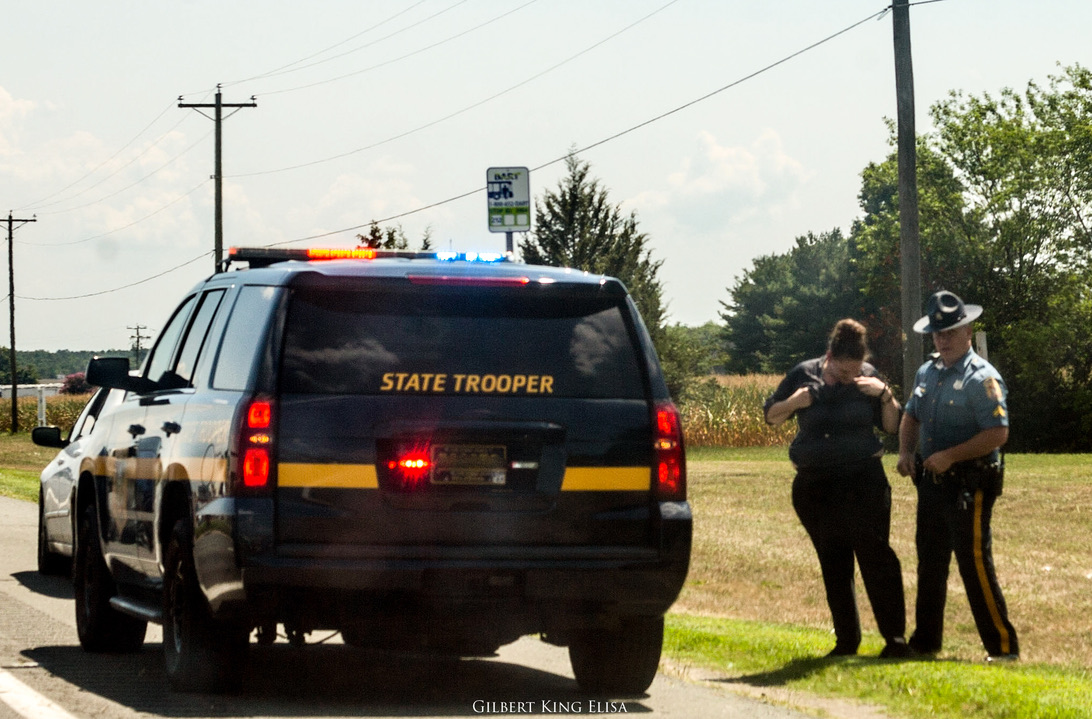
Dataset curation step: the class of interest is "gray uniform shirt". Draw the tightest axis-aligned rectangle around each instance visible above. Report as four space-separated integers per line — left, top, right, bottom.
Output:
904 349 1009 461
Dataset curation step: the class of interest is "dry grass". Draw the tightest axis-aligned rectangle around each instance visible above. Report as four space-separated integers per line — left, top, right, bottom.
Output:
678 451 1092 669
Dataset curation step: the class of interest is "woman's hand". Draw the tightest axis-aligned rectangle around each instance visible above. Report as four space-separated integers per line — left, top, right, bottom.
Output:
854 376 888 397
765 386 814 426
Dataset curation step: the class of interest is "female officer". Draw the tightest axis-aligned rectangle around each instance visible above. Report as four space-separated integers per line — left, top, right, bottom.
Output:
764 319 911 658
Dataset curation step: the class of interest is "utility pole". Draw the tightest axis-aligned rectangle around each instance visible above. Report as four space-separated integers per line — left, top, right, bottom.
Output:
6 212 35 433
179 85 256 273
128 324 149 367
893 0 922 397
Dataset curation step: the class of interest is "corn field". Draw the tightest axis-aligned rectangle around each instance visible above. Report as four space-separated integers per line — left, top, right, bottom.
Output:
677 374 794 448
0 394 92 434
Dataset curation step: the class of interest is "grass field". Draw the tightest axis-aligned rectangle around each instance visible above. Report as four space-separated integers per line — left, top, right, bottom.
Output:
5 426 1091 717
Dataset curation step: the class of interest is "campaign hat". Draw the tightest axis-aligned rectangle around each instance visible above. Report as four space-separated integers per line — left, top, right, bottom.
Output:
913 290 983 334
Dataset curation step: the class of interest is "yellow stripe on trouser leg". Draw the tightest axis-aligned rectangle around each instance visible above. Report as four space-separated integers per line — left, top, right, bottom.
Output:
973 489 1011 655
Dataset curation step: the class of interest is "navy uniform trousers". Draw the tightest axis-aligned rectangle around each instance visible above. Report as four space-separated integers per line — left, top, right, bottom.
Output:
792 457 906 651
911 475 1019 656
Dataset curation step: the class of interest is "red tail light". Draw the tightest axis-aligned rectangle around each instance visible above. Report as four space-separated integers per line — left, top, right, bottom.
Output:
387 450 431 490
235 397 275 493
653 401 686 501
248 401 272 429
243 448 270 487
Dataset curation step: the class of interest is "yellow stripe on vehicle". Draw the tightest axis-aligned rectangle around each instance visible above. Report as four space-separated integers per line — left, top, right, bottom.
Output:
560 467 649 491
274 463 649 491
278 463 379 489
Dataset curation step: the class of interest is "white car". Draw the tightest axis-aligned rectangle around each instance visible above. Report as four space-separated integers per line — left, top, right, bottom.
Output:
33 387 121 575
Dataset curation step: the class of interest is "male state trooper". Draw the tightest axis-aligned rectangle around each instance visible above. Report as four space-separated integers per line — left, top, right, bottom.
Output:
896 290 1019 662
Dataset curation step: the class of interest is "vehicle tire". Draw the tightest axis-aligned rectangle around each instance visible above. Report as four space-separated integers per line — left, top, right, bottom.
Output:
37 490 71 577
163 518 248 693
569 616 663 696
73 505 147 652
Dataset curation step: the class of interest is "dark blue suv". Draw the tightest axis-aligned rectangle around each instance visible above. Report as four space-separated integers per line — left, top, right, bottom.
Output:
75 247 691 695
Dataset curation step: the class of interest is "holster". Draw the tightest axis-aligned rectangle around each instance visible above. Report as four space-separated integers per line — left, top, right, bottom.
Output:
925 455 1005 496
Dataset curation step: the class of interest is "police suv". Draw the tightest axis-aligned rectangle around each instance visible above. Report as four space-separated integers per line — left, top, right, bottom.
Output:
73 247 691 694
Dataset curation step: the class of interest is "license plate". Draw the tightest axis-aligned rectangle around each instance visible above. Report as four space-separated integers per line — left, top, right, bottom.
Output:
430 444 507 486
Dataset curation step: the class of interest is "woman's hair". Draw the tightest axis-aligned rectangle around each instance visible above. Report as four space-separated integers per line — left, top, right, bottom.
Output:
827 319 870 361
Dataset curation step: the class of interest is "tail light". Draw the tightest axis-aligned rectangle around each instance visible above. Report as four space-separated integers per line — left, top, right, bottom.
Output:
653 401 686 501
234 397 275 495
386 448 431 491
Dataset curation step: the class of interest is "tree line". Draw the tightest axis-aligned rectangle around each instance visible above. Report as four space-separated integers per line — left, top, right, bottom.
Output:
721 64 1092 452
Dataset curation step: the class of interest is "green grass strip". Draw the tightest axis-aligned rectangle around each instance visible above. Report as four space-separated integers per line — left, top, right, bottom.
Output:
665 614 1092 719
0 468 39 503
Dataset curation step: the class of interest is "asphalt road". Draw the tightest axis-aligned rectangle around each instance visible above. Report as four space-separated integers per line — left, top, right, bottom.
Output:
0 495 811 719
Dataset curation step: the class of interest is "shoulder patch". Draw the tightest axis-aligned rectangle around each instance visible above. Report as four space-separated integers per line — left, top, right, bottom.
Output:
984 376 1004 402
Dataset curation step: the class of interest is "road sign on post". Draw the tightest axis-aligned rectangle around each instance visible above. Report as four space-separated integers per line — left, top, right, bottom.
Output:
487 167 530 253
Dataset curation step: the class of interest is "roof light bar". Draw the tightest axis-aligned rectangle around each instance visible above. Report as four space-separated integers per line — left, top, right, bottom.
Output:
227 247 514 269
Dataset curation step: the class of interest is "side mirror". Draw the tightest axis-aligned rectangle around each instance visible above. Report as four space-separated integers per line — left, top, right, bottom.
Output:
32 425 68 449
86 357 157 394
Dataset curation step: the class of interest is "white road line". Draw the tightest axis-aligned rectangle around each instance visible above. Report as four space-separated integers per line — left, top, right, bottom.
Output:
0 669 78 719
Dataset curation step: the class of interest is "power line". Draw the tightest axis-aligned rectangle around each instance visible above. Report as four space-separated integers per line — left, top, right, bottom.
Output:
19 250 212 301
21 180 210 247
13 4 898 300
31 129 213 217
255 0 538 98
233 0 681 178
266 5 890 246
15 100 181 212
220 0 431 87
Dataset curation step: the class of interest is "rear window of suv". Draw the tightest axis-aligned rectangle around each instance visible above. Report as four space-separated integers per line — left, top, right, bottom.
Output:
280 288 645 399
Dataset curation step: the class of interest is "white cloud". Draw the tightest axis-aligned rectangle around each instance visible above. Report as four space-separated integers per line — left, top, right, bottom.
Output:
633 129 812 231
0 86 35 123
0 86 36 159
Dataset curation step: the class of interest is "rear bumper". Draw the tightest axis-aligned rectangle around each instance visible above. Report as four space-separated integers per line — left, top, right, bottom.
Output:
242 550 688 606
200 499 691 617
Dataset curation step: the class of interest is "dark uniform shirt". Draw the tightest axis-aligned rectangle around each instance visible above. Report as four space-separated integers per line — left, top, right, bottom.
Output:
765 357 886 469
904 348 1008 461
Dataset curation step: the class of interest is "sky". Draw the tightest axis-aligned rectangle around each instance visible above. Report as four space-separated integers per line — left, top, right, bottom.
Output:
2 0 1090 355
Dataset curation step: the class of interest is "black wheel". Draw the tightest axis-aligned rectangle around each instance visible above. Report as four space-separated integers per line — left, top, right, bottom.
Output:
37 490 71 577
73 505 147 652
569 616 663 696
162 518 249 693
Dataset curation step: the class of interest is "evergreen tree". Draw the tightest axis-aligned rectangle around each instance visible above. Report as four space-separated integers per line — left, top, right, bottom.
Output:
520 154 682 393
520 154 666 341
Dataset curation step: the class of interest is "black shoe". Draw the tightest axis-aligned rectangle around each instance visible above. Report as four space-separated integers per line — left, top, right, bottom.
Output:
985 653 1019 664
825 644 858 657
908 636 940 655
879 638 914 659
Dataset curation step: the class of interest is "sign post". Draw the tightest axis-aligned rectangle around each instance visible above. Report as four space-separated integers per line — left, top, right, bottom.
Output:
487 167 531 254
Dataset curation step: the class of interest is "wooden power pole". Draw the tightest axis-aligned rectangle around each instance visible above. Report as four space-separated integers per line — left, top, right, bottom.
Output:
6 212 35 433
179 85 256 273
893 0 923 396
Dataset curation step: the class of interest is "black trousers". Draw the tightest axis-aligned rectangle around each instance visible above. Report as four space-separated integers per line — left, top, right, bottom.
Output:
792 457 906 650
911 477 1019 656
